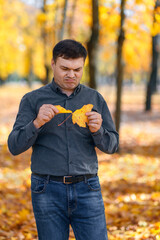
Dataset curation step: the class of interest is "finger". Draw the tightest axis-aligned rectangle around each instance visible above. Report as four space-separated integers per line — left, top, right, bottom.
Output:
41 104 59 114
42 115 51 122
48 107 57 117
87 115 100 121
86 112 100 117
50 105 60 114
88 116 102 123
88 122 99 127
54 106 60 114
42 106 58 116
44 105 59 115
86 111 96 116
47 111 54 119
88 119 100 124
88 123 99 131
43 109 55 119
88 123 101 130
40 104 53 110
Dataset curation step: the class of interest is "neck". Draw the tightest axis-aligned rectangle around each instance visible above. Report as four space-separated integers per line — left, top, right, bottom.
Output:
61 89 73 96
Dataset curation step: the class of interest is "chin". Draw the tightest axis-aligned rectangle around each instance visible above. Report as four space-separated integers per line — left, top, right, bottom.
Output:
65 83 77 88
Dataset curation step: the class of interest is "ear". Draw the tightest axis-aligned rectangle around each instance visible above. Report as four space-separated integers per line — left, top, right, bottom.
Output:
51 59 55 70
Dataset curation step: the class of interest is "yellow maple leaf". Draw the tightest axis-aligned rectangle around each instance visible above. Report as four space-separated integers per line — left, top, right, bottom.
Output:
18 209 29 221
72 104 93 128
55 105 72 114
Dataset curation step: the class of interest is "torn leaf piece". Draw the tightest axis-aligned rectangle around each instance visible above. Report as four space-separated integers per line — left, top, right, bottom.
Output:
55 105 72 114
72 104 93 128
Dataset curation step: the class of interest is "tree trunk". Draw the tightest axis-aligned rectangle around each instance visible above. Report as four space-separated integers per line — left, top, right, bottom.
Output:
43 64 50 85
145 0 160 111
54 0 59 43
41 0 50 85
27 48 33 88
145 36 159 110
87 0 99 89
59 0 68 40
67 0 77 37
115 0 126 133
0 77 4 86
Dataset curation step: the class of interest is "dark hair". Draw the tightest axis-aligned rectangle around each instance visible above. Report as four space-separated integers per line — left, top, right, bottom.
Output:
52 39 87 62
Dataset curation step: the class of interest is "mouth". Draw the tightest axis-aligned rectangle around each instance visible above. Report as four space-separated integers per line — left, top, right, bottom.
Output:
65 79 76 83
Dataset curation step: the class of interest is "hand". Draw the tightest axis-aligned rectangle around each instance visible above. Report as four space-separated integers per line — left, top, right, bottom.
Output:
86 111 102 133
33 104 59 129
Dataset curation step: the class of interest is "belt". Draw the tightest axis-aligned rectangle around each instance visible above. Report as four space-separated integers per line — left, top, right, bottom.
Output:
32 172 97 184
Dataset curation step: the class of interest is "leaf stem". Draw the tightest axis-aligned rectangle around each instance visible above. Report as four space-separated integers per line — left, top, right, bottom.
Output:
58 113 72 126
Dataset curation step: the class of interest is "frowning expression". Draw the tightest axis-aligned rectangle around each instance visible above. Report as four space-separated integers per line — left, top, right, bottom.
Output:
51 57 84 96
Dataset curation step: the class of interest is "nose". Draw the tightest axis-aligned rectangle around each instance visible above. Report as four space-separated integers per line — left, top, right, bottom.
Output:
67 70 75 78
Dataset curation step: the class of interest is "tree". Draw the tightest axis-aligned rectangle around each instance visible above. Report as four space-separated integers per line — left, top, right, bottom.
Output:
41 0 50 85
145 0 160 111
115 0 126 133
59 0 68 40
67 0 77 37
0 0 35 83
87 0 99 89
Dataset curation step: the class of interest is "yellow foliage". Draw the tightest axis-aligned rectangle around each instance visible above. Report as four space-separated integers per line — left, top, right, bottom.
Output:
155 13 160 23
33 42 46 79
99 5 110 19
152 22 160 36
0 0 38 78
37 12 47 24
18 209 29 221
0 0 158 80
135 0 143 3
156 6 160 13
136 0 155 7
123 32 151 74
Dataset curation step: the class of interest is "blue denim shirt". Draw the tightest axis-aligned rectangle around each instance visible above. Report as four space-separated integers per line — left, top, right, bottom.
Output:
8 79 119 176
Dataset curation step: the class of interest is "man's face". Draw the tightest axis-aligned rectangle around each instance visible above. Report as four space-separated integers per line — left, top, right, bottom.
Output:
51 57 84 95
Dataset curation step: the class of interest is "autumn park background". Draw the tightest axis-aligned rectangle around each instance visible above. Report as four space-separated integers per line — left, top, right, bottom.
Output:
0 0 160 239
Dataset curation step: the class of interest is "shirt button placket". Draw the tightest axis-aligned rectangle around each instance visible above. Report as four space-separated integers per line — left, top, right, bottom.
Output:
64 98 72 175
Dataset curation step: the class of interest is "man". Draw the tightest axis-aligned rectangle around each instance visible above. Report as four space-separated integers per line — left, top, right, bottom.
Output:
8 39 119 240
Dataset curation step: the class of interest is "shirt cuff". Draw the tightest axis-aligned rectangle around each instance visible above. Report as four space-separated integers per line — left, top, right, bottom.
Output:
91 126 104 143
26 121 39 140
91 126 103 136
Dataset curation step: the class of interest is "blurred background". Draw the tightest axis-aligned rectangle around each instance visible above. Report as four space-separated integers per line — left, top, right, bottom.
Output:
0 0 160 239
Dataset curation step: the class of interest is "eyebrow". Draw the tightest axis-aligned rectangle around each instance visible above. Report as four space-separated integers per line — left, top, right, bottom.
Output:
60 65 82 71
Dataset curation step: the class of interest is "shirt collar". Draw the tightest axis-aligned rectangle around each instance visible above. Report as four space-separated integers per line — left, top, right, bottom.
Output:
51 78 81 96
51 78 61 93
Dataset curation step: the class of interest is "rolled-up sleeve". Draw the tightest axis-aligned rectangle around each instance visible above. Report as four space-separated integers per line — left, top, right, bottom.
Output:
91 100 119 154
8 94 39 155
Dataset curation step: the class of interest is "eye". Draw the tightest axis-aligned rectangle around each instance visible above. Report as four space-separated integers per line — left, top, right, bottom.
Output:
61 67 68 71
75 68 81 72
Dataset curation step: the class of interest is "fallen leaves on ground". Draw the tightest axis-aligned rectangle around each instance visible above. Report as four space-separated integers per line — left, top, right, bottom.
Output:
0 85 160 239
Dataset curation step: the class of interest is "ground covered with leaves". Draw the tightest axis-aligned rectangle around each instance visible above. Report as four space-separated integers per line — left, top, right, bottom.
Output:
0 85 160 240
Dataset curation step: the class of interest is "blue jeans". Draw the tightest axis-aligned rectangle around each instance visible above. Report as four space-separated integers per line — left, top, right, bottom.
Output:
31 174 108 240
